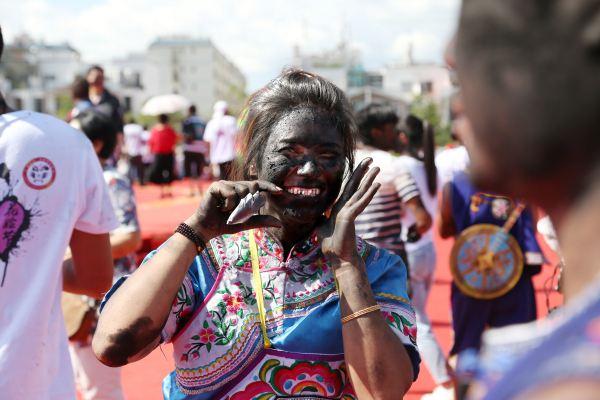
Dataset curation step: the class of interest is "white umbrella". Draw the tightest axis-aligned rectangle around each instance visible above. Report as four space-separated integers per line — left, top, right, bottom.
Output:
141 94 191 116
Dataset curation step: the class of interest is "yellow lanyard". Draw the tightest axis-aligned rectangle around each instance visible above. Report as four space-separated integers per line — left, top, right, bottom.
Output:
248 230 272 349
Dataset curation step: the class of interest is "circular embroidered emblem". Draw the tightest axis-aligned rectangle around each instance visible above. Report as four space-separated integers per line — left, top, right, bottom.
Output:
23 157 56 190
491 198 511 220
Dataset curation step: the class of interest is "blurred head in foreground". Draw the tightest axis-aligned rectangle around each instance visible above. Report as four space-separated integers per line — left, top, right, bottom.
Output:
455 0 600 207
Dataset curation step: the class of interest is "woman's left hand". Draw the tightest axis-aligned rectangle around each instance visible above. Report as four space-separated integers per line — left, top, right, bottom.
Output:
319 158 380 265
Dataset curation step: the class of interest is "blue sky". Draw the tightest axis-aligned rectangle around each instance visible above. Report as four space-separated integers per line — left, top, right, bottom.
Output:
1 0 460 90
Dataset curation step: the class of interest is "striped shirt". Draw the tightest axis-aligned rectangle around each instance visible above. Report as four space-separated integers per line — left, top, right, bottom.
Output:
355 148 420 256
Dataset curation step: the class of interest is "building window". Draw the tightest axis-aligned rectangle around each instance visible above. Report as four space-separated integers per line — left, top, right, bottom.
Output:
421 81 433 94
124 96 132 112
34 98 44 112
367 74 383 88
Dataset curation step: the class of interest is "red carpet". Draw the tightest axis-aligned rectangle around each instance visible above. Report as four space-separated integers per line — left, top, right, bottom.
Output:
115 180 563 400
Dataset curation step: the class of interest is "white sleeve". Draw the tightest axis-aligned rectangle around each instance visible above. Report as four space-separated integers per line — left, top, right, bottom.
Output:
74 145 119 234
203 121 216 143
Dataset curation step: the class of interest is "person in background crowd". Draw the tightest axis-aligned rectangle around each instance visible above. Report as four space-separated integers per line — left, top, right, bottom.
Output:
354 103 432 265
0 26 117 399
148 114 178 198
397 115 454 400
123 118 146 185
86 65 123 133
68 109 141 400
87 65 124 161
181 104 209 196
203 100 239 180
140 125 153 178
435 93 470 185
66 76 92 122
438 165 544 361
93 69 419 399
449 1 600 398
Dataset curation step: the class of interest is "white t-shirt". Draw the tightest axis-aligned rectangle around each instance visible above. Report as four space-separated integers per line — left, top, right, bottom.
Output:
435 145 470 185
0 111 118 399
396 155 439 251
203 115 239 164
123 123 145 157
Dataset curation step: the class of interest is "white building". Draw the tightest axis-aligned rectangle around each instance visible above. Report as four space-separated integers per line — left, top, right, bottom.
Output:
1 36 85 114
104 52 146 115
380 62 452 105
143 36 247 118
346 87 408 119
31 43 84 91
1 35 247 120
291 42 361 92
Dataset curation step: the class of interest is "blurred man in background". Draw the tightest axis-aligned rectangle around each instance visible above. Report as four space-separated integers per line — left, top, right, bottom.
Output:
203 100 239 180
123 118 146 185
354 103 432 264
87 65 124 161
181 104 208 195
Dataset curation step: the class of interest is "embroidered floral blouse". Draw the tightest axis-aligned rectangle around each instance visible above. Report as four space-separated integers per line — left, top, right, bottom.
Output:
104 228 420 399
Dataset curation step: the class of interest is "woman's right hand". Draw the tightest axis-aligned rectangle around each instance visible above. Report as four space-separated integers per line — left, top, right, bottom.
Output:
186 180 283 241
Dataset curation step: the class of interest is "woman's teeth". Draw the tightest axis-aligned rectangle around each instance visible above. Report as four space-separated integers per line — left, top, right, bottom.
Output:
286 187 321 197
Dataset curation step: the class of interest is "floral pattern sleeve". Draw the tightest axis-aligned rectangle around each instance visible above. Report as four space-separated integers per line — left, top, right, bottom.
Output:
160 274 196 343
159 256 203 344
364 245 421 380
99 248 204 343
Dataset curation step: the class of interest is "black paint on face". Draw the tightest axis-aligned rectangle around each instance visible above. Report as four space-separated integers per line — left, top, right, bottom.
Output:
258 108 346 226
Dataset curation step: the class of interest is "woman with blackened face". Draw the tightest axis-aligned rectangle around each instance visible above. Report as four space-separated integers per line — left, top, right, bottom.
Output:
257 108 345 229
93 70 419 399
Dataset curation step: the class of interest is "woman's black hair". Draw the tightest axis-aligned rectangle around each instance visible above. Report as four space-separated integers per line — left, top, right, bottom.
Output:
71 76 89 100
355 103 399 146
158 114 169 124
75 109 117 159
235 69 357 179
402 114 437 195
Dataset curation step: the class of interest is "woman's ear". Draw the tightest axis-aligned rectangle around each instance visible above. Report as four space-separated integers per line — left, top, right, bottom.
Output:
92 139 104 155
399 132 409 145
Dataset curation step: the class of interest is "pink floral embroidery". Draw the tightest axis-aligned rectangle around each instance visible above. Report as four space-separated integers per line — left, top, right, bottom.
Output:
199 328 217 343
223 291 245 314
382 311 395 324
385 310 418 346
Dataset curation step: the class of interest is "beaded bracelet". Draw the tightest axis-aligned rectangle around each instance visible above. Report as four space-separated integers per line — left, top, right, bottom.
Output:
341 304 381 324
175 222 206 254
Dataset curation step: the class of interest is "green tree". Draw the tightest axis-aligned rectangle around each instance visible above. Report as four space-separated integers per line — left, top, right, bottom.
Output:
55 92 73 120
409 95 452 146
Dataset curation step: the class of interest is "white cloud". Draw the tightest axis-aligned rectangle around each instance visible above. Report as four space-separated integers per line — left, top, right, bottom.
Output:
1 0 460 90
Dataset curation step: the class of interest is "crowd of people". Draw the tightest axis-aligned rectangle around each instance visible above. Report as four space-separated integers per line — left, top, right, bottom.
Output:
2 1 600 399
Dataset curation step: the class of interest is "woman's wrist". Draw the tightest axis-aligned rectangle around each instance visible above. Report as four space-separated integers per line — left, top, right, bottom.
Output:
334 260 378 312
332 253 365 277
184 214 214 242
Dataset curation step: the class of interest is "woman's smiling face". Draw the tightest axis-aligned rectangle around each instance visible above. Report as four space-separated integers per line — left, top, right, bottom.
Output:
257 107 346 226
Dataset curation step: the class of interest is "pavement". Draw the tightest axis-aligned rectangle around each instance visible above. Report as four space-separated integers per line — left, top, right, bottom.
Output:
114 179 563 400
